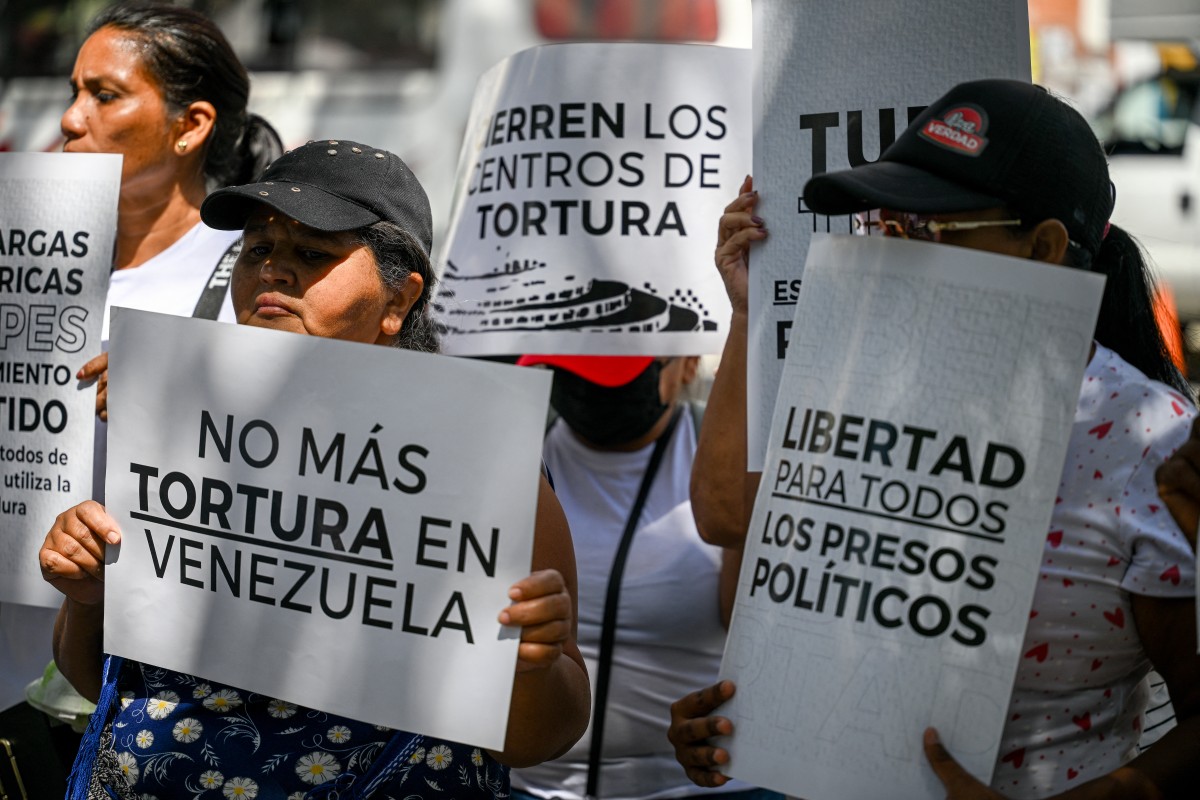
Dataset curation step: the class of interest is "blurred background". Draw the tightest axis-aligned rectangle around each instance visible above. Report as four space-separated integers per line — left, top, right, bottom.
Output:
3 0 1200 370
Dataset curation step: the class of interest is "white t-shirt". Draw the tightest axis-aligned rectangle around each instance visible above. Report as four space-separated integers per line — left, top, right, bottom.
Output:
100 222 239 340
994 344 1196 798
93 223 239 500
514 411 747 800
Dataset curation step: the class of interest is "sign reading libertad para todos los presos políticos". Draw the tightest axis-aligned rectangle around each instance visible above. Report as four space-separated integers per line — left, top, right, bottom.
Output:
722 235 1104 800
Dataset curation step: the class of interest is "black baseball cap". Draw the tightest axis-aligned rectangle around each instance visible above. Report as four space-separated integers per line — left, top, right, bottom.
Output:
803 79 1115 256
201 139 433 255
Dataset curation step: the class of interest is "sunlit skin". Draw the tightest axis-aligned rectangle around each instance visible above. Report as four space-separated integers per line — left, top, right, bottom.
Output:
62 25 202 209
231 211 422 345
66 25 221 412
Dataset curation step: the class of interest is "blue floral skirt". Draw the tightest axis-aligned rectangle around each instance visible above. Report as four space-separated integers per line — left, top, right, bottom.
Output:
73 658 509 800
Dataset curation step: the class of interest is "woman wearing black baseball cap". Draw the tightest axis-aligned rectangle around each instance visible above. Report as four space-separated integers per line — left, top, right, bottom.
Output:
40 140 590 798
678 80 1198 799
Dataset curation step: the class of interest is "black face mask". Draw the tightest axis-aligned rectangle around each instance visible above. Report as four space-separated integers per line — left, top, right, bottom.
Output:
551 361 669 447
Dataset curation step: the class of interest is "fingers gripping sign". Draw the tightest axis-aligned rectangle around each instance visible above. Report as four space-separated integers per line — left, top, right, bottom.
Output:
39 500 121 606
668 679 737 787
500 568 572 673
77 350 109 421
923 728 1006 800
715 175 767 316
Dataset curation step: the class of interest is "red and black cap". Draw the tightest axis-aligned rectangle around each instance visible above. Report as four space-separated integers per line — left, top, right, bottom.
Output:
803 79 1114 256
201 139 433 255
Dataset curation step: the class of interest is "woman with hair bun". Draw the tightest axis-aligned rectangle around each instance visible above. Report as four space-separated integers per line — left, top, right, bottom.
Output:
674 79 1199 800
65 0 284 427
1 0 284 767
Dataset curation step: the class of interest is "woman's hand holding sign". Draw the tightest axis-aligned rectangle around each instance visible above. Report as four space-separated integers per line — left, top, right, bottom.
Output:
39 500 119 701
501 568 572 673
39 500 119 606
922 728 1009 799
77 351 110 421
692 179 768 548
668 700 1172 799
667 679 736 788
490 474 590 767
714 175 766 317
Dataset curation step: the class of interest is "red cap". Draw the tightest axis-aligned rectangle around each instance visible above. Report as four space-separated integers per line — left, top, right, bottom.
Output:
516 355 655 387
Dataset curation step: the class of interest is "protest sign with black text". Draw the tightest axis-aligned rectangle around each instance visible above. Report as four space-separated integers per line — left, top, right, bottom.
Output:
746 0 1030 466
103 309 550 750
435 42 751 356
721 234 1104 799
0 152 119 607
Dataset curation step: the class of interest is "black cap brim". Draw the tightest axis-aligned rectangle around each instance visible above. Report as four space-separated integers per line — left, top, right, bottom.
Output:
201 181 382 232
803 161 1006 216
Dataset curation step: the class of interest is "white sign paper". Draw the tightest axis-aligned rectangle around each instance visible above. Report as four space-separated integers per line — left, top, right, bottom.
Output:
0 152 119 607
721 235 1104 799
104 310 551 750
434 42 751 356
747 0 1031 466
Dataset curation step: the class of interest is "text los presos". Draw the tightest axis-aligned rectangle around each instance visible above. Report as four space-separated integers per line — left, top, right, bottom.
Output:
749 406 1028 647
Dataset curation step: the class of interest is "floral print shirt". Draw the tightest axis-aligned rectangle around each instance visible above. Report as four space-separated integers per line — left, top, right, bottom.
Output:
89 659 509 800
994 345 1197 798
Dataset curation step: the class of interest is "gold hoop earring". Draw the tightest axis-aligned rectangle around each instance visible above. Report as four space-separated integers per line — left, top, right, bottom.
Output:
176 140 188 152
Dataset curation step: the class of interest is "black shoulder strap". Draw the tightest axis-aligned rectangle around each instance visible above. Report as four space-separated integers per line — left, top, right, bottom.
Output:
191 237 241 320
585 406 683 798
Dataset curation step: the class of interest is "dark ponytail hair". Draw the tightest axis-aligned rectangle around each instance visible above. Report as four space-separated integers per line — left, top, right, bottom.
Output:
88 2 282 187
1089 224 1193 400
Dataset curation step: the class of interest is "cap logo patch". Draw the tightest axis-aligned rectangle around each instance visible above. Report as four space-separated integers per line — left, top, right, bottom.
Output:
919 104 989 156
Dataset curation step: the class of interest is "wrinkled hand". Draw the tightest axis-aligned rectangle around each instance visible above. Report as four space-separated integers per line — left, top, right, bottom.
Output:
715 175 766 316
77 351 109 421
924 728 1006 799
668 679 736 787
39 500 120 606
500 569 572 672
1156 415 1200 551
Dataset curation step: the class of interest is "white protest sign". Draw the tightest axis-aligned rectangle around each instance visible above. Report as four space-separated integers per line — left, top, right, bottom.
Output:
104 309 551 750
434 42 751 356
721 235 1104 800
0 153 119 607
746 0 1030 467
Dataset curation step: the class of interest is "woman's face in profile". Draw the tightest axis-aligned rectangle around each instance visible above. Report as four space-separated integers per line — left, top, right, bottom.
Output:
231 211 414 345
61 25 178 192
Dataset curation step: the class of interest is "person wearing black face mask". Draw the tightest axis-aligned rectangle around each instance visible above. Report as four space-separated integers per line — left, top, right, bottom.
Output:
511 355 778 800
548 358 673 448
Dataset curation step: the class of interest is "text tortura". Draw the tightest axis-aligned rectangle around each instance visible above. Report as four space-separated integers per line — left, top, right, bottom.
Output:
121 411 507 641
